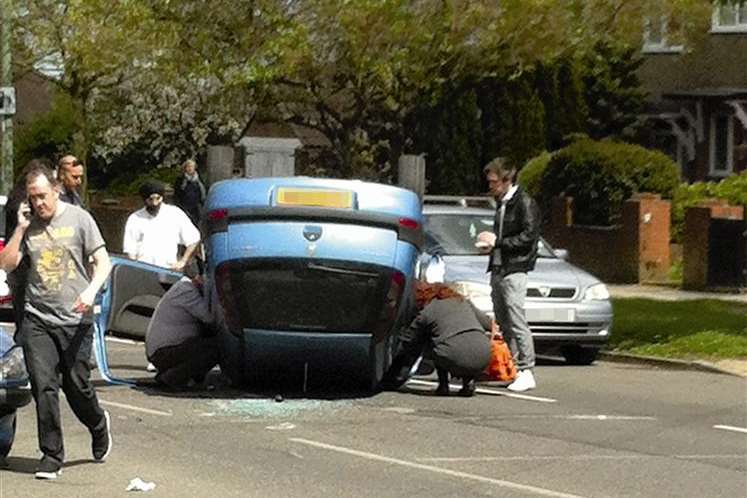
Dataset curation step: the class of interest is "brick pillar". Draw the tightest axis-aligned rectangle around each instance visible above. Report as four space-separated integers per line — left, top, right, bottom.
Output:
620 194 671 283
683 206 712 290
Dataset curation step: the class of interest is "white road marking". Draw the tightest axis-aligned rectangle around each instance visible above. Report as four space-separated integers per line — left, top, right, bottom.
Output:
407 379 557 403
98 399 173 417
266 422 296 431
291 437 589 498
558 414 656 421
418 454 746 462
713 425 747 434
105 336 140 345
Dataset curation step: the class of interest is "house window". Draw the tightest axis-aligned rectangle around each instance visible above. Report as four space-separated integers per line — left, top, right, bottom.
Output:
643 17 684 53
712 1 747 32
709 114 734 177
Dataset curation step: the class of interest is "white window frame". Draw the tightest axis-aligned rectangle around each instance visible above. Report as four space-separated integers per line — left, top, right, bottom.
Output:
711 1 747 33
643 16 684 53
709 113 735 177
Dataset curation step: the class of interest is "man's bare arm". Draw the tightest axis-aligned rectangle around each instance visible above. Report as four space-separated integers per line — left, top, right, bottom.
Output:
74 246 113 313
172 242 199 272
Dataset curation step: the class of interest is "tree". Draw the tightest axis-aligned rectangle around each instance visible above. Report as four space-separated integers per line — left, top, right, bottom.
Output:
12 0 714 184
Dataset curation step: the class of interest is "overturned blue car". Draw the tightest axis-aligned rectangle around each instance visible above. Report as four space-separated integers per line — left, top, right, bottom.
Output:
94 177 421 390
203 177 422 389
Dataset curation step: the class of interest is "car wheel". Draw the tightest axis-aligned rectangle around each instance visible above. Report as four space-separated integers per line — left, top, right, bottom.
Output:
0 411 17 458
562 346 599 365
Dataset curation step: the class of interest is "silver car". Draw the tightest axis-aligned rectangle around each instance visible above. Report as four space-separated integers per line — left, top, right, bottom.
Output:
421 199 613 365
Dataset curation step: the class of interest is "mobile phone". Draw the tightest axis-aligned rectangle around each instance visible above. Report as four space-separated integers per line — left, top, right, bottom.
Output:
22 200 35 218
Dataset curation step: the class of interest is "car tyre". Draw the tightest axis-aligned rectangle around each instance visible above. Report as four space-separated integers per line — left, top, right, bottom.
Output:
562 346 599 366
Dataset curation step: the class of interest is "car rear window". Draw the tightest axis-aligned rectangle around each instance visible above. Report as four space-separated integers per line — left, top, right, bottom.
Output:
220 259 394 332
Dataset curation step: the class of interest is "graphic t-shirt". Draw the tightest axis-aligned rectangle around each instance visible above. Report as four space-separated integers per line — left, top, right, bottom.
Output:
23 203 106 325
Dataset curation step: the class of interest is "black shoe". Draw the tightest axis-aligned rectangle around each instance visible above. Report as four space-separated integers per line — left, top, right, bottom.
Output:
92 410 112 461
35 457 62 479
459 377 476 397
435 368 450 396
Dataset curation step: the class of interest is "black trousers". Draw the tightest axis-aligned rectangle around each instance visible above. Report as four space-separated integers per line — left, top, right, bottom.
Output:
18 313 106 465
150 336 220 388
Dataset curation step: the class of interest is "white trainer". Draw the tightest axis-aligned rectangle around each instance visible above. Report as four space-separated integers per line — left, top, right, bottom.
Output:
507 369 536 392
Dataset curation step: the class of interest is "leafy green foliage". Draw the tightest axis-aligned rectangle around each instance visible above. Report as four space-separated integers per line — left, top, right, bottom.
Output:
105 166 181 196
12 0 715 189
539 138 680 225
517 151 553 197
410 89 483 194
611 298 747 359
15 93 78 172
535 59 588 150
670 172 747 242
477 76 546 169
581 41 647 140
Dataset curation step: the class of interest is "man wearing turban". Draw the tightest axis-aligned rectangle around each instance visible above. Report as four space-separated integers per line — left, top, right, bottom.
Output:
122 180 201 271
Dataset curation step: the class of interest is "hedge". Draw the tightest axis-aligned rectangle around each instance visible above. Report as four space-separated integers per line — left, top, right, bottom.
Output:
538 138 680 226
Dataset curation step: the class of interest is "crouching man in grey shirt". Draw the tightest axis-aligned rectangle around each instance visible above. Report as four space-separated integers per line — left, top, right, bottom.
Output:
145 271 220 389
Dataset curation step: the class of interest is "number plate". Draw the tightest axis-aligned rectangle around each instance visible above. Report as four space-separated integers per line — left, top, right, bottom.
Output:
526 308 576 322
277 188 353 209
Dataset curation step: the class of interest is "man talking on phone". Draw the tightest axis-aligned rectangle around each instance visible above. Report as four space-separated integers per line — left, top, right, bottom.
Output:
0 165 113 479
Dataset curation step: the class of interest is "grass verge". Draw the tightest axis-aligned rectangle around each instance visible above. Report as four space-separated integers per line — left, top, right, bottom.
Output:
610 298 747 360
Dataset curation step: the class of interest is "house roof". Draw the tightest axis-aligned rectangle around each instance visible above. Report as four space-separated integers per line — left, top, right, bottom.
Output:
663 87 747 100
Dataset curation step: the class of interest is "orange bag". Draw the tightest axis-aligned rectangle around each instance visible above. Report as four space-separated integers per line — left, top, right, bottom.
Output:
483 321 517 382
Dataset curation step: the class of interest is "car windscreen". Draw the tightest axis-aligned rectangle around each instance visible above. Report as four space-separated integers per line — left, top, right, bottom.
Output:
424 213 554 257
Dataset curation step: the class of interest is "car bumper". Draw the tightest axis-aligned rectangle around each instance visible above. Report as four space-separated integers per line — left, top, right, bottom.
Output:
478 300 613 348
0 382 32 410
237 329 375 373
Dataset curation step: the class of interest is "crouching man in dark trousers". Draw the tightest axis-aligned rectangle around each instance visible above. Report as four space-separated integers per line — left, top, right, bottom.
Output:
145 267 220 390
381 282 492 396
0 164 113 479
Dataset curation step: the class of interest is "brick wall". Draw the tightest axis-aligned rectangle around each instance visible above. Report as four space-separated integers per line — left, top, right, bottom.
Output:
91 205 132 254
543 194 671 284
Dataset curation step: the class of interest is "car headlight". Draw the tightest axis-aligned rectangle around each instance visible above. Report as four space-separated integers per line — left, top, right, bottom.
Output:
0 346 28 382
453 281 494 313
583 283 610 301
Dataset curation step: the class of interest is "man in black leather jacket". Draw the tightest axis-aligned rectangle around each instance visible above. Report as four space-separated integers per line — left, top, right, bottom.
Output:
477 157 541 392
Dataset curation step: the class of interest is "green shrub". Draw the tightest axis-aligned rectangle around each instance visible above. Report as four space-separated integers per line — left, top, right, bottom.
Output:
518 151 552 197
539 138 680 225
15 93 78 171
671 172 747 242
106 167 182 196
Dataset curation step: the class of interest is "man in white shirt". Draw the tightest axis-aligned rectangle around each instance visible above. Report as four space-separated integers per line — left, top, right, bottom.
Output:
123 181 201 271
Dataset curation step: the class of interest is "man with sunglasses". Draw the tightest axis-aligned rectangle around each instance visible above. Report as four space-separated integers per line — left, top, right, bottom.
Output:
56 155 85 208
477 157 541 392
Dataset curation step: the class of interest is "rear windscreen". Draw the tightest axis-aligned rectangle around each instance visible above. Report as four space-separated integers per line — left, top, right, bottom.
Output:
222 259 393 332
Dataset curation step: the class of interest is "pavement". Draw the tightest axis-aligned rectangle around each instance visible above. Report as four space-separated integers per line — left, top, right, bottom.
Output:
608 284 747 303
606 284 747 378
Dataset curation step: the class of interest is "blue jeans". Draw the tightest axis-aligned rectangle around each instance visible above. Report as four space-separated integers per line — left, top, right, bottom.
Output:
490 271 535 370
